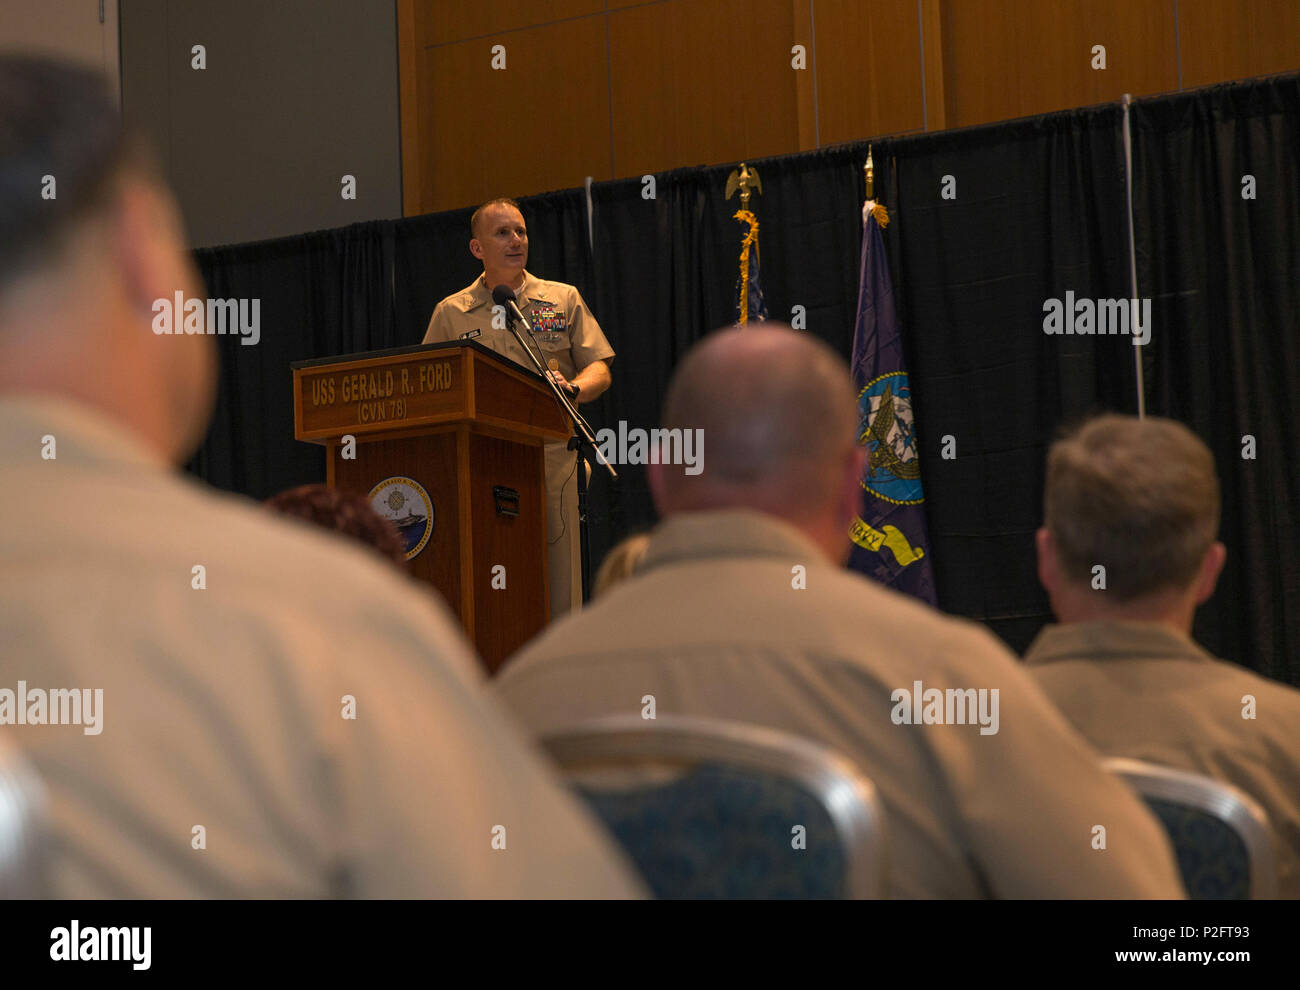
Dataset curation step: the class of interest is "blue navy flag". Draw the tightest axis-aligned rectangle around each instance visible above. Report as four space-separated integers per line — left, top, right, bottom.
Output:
847 206 938 605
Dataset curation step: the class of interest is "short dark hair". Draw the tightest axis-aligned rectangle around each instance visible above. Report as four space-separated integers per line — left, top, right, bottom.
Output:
265 485 409 568
470 198 523 239
1044 414 1220 600
0 55 160 294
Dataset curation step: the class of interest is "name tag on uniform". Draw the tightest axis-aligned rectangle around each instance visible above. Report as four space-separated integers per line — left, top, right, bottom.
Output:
530 301 567 344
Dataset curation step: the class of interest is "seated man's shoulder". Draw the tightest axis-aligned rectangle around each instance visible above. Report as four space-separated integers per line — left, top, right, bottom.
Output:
1230 660 1300 714
1121 640 1300 720
207 484 487 681
115 474 461 649
204 487 431 603
503 559 1018 691
819 564 1020 668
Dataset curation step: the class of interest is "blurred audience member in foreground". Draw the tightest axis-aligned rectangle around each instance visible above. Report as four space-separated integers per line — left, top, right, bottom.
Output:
0 55 642 899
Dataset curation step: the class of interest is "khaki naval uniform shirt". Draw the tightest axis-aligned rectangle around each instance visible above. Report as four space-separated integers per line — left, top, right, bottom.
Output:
1026 621 1300 898
0 395 642 898
495 508 1186 899
422 271 614 620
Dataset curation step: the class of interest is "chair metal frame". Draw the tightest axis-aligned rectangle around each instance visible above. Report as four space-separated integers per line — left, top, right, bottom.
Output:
0 739 48 899
1104 757 1277 899
542 714 886 898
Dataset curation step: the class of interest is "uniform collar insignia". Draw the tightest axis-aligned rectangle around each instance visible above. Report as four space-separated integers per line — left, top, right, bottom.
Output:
468 271 538 310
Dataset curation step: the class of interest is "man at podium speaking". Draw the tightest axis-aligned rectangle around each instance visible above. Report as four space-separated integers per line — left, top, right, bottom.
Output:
422 198 614 620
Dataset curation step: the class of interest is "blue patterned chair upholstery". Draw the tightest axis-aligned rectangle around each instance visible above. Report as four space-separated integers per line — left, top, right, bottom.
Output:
1104 758 1276 899
542 716 884 899
0 738 47 899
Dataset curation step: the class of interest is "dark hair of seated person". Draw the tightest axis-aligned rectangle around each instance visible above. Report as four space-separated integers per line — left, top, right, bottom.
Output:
265 484 408 569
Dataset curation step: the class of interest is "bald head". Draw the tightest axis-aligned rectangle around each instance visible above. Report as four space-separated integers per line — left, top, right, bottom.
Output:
650 323 865 558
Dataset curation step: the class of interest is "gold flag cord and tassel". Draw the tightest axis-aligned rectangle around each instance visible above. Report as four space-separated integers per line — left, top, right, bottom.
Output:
733 209 760 325
725 162 763 325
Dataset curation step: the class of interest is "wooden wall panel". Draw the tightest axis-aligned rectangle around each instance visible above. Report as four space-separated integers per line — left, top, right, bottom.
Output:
793 0 817 150
608 0 800 180
415 0 603 49
941 0 1178 128
1178 0 1300 89
812 0 925 145
396 0 1300 216
417 15 611 213
919 0 946 131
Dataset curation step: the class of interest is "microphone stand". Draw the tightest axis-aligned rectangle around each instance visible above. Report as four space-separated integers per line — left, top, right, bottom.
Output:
501 305 615 604
500 308 618 482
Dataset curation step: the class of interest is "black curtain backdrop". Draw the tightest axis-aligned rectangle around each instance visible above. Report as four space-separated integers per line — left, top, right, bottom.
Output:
876 107 1140 651
1133 76 1300 686
586 149 874 563
190 220 397 496
587 166 768 558
188 72 1299 684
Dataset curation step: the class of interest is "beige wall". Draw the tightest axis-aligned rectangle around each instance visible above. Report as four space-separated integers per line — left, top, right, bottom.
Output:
121 0 402 248
0 0 120 99
399 0 1300 215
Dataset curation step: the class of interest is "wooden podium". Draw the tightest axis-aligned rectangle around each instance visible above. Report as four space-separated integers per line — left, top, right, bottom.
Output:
291 340 570 672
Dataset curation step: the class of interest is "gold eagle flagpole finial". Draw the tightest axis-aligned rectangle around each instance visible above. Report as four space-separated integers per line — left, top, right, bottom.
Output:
863 145 889 228
725 162 762 209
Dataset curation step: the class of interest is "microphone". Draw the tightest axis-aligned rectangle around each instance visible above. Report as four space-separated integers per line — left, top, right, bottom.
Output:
491 284 532 332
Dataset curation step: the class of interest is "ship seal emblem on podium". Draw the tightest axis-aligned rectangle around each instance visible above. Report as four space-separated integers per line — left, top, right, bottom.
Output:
368 476 434 560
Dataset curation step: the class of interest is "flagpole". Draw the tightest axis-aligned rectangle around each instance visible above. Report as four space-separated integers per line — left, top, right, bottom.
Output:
1121 93 1147 419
